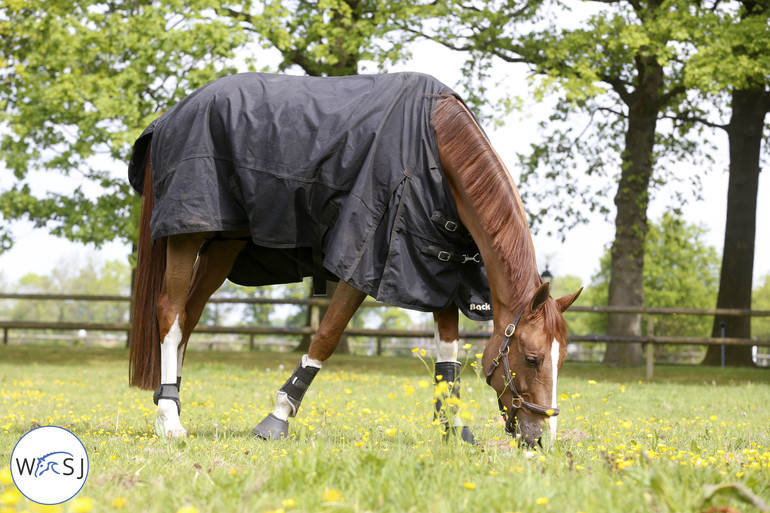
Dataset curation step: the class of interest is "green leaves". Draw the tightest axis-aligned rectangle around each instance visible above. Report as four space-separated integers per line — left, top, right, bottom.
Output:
0 0 246 252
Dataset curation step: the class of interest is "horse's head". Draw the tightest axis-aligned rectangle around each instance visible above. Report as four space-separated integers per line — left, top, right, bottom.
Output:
483 282 582 448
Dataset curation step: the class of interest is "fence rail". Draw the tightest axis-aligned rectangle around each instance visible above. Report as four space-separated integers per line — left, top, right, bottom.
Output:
2 293 769 377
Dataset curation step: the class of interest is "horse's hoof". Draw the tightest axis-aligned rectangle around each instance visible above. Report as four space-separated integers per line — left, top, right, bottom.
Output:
155 416 187 439
253 413 289 440
167 427 188 439
460 425 476 445
444 425 477 445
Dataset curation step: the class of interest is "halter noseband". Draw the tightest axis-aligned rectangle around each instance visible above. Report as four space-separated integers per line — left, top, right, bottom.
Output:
484 309 560 435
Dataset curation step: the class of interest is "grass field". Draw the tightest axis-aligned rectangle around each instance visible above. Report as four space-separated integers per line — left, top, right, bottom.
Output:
1 345 769 513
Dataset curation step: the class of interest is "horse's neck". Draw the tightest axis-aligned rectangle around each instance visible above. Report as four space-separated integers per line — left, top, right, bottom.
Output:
448 165 540 316
433 101 540 315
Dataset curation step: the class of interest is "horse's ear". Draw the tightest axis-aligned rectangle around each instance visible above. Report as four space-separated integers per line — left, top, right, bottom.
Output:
528 282 551 312
555 287 583 313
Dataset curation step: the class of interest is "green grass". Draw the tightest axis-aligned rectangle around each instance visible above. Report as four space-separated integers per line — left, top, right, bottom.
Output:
1 345 769 513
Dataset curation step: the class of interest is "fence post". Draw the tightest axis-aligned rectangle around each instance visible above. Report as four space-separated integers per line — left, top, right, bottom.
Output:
310 302 320 330
646 315 655 380
3 327 7 345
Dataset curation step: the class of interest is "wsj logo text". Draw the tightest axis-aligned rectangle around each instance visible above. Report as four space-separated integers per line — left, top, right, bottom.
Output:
14 451 86 480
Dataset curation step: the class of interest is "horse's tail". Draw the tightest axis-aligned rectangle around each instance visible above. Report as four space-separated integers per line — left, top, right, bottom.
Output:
129 145 166 391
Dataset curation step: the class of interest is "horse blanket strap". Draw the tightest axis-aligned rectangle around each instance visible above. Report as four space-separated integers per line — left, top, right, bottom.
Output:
485 309 560 424
153 383 181 415
421 245 481 264
430 212 466 235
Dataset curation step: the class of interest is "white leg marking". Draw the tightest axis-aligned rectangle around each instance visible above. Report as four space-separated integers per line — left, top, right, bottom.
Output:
549 339 560 440
159 315 186 438
176 343 185 380
435 332 463 425
272 355 322 421
435 326 459 363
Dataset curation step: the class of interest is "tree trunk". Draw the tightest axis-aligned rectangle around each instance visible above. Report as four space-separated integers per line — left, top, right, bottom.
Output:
702 86 768 366
603 55 663 367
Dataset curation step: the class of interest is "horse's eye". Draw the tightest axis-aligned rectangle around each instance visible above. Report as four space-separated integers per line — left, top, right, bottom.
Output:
525 355 540 367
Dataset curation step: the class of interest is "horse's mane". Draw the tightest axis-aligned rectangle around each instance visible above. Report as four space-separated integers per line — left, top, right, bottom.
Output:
431 96 568 342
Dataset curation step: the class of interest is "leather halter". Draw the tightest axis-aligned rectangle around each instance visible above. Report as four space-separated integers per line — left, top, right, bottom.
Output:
485 308 560 435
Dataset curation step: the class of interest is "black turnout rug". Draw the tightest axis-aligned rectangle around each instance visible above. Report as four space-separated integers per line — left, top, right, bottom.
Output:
128 72 492 320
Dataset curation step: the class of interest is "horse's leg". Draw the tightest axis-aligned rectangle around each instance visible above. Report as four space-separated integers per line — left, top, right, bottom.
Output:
175 238 247 389
154 233 206 438
433 305 475 444
253 281 366 440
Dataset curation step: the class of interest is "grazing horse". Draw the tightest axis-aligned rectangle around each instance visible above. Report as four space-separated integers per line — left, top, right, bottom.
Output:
127 72 581 447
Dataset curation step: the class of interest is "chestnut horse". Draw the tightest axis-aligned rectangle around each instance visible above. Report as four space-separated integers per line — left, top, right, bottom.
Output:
128 77 581 447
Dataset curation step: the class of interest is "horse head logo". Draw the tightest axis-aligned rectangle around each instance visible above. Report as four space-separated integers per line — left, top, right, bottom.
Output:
34 451 74 477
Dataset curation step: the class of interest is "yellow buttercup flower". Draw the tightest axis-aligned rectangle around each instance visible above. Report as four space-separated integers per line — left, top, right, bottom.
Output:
434 381 450 396
0 467 12 486
176 507 199 513
112 497 128 508
535 497 549 505
0 489 22 506
282 498 296 508
70 497 94 513
322 488 342 503
463 482 476 490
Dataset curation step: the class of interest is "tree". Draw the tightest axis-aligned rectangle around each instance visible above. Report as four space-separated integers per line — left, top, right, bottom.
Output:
420 0 717 365
0 0 246 252
682 1 770 366
586 213 720 341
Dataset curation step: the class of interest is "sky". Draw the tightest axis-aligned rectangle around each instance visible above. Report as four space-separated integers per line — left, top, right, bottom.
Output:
0 41 768 291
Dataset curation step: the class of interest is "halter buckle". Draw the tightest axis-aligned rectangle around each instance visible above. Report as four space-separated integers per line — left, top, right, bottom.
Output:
504 323 516 338
462 253 480 264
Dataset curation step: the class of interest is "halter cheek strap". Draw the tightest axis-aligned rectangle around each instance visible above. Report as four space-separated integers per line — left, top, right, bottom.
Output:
484 309 560 434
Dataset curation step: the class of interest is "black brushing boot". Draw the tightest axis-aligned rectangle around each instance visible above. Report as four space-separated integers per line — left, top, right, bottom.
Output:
434 361 476 445
253 359 320 440
153 376 182 414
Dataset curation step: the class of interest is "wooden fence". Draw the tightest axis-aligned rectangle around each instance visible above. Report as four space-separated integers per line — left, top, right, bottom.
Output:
1 293 769 378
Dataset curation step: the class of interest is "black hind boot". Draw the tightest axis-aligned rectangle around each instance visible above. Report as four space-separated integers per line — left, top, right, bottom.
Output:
253 357 321 440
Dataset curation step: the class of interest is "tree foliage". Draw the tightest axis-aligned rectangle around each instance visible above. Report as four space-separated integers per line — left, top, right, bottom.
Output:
222 0 426 76
584 212 720 337
0 0 247 251
4 256 130 323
